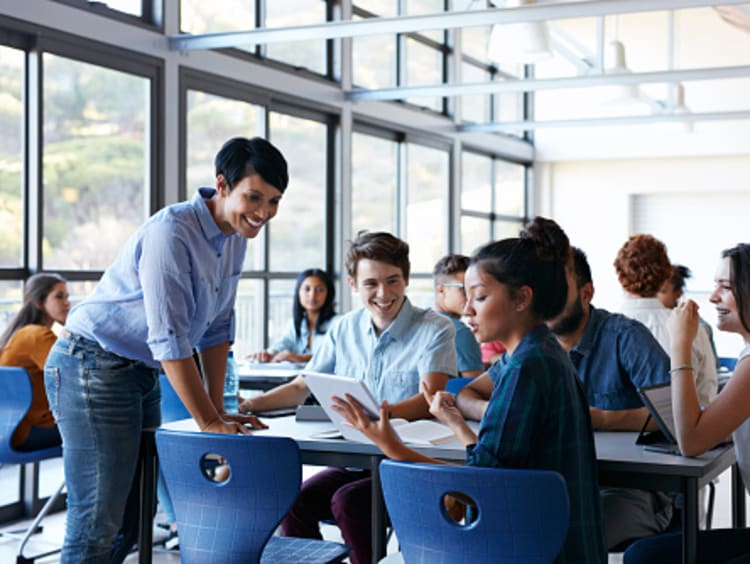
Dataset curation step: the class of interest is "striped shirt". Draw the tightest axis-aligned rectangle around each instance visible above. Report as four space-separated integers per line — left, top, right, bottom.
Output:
467 324 606 564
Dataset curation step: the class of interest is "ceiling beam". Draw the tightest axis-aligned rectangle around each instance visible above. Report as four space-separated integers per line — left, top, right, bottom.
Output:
460 110 750 132
348 65 750 100
168 0 748 51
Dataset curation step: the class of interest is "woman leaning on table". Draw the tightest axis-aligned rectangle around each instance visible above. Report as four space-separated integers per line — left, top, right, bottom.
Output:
625 243 750 564
44 136 288 564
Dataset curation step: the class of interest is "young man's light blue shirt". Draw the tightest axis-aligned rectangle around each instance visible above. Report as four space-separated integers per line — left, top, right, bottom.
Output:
270 315 340 356
307 298 457 403
65 188 246 368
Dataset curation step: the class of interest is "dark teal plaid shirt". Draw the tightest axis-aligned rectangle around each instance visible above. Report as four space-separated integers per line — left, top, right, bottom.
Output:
467 324 606 564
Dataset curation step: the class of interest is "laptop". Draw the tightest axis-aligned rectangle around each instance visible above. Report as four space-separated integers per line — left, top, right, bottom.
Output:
636 383 682 455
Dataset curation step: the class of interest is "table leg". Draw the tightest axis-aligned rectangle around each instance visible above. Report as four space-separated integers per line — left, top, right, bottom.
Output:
682 478 698 564
732 463 746 528
138 429 157 564
370 455 387 562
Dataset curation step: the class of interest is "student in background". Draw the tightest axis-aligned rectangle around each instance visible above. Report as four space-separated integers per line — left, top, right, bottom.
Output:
659 263 720 368
334 218 606 564
248 268 337 364
44 137 286 562
480 340 506 368
241 231 456 564
548 247 672 548
614 234 717 407
432 254 483 378
625 244 750 563
0 273 69 451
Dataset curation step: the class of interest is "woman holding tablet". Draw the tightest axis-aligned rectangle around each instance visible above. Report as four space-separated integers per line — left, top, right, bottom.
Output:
333 217 606 564
625 244 750 564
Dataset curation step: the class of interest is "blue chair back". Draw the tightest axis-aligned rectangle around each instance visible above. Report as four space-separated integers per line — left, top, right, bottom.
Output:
0 366 62 465
155 429 302 564
718 356 737 372
446 377 474 396
158 373 191 423
380 460 569 564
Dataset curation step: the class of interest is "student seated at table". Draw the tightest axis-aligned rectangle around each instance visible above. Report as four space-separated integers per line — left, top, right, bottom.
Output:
332 218 606 564
239 231 456 564
659 263 720 369
547 246 673 549
248 268 338 364
624 244 750 564
0 273 69 451
432 253 483 378
614 234 718 407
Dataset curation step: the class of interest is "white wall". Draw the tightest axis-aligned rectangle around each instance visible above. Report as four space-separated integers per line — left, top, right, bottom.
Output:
536 155 750 357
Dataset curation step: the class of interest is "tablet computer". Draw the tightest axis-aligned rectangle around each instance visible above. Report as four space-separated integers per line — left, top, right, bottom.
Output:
636 383 681 455
302 371 381 443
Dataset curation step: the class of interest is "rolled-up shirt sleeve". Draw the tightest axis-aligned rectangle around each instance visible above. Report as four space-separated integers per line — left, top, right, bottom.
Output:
139 221 197 361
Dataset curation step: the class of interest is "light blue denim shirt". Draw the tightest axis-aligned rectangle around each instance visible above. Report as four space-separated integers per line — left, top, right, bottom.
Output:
65 188 246 368
270 315 340 356
306 298 456 403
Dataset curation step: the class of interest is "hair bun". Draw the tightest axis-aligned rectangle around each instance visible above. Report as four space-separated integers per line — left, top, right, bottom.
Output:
519 216 570 262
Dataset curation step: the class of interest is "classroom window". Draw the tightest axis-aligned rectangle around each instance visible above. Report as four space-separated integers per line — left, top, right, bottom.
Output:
42 54 149 271
0 45 23 269
265 0 327 75
351 132 399 235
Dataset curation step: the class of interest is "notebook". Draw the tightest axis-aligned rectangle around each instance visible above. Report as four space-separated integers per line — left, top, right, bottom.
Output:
636 383 682 455
301 371 456 446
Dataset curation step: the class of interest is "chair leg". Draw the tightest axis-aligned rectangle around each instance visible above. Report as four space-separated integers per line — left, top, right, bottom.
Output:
16 479 66 563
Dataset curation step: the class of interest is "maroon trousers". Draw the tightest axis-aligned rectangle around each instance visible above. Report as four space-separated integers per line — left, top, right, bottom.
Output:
281 467 373 564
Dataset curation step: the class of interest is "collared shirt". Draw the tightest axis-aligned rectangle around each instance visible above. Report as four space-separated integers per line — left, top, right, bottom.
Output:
620 297 718 406
467 325 606 564
306 298 456 403
436 311 484 375
270 315 340 356
570 305 670 410
66 188 246 368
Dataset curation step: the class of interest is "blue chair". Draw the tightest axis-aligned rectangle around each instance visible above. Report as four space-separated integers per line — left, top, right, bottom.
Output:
446 377 474 396
155 429 350 564
718 356 737 372
0 366 65 563
379 460 569 563
158 372 191 423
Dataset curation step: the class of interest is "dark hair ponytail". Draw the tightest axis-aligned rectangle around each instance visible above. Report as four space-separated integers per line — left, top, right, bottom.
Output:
471 217 570 320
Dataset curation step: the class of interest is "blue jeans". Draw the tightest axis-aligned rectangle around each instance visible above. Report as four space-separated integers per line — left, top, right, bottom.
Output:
45 331 160 564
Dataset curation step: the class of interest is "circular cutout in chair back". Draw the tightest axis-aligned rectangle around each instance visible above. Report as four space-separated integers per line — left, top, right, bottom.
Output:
442 491 478 526
200 452 231 483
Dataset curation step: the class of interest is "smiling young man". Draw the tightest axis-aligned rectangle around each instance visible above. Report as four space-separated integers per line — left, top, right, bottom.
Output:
241 231 456 564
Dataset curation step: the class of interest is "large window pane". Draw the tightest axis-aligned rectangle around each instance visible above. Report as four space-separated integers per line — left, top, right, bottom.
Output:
494 161 525 216
405 38 443 113
0 46 23 268
352 30 396 89
43 54 148 270
268 112 326 272
406 143 447 273
461 216 490 256
268 279 295 347
180 1 255 35
265 1 326 74
494 219 523 241
186 90 262 271
234 278 264 357
0 280 22 330
461 25 491 61
461 152 492 212
352 133 398 235
461 63 490 124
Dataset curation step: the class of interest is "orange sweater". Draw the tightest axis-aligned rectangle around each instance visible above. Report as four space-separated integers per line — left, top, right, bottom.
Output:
0 324 57 447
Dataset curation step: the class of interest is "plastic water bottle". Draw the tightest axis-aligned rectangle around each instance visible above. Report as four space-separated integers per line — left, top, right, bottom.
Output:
223 351 239 413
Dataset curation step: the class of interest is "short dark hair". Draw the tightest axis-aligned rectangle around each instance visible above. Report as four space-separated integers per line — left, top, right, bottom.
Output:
433 253 471 282
670 264 692 293
722 244 750 333
214 137 289 193
470 217 570 320
345 231 410 280
292 268 336 338
571 246 593 288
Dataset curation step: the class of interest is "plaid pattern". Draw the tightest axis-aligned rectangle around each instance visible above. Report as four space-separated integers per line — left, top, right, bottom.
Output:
467 324 606 564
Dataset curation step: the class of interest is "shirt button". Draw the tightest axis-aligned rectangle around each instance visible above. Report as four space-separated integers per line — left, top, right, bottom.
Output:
215 287 219 292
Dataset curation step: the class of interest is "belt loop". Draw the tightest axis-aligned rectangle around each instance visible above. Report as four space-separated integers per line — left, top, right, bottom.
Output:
62 329 78 354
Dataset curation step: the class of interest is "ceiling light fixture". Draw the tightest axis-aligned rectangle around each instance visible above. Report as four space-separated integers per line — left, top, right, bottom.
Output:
487 0 552 65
